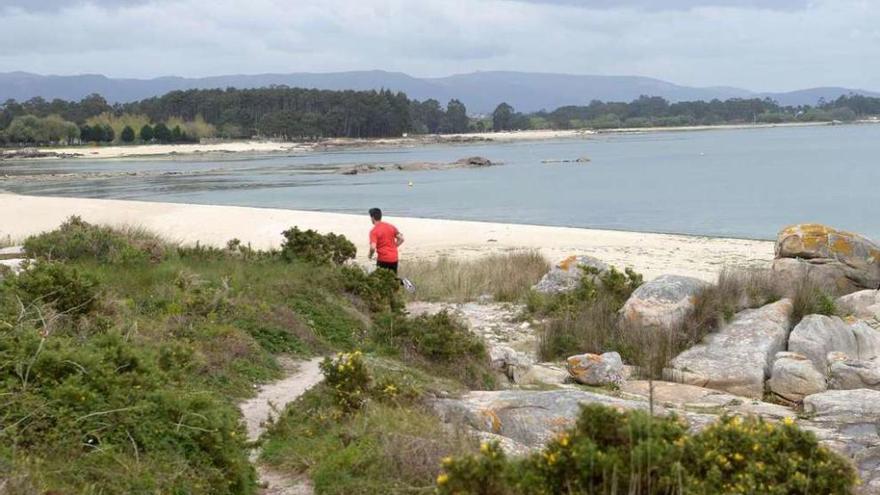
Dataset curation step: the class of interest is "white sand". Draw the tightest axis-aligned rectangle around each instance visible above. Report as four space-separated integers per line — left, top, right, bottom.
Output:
21 141 307 160
0 194 773 281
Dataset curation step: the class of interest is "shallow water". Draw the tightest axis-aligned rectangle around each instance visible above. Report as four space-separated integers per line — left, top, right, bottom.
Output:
2 124 879 241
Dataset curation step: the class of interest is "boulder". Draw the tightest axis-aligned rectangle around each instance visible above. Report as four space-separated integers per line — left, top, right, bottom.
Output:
517 363 569 386
767 352 827 402
836 290 880 320
770 258 861 294
533 255 609 294
431 389 688 448
620 274 708 330
621 380 795 420
827 353 880 391
803 389 880 423
666 299 793 399
775 224 880 291
788 315 880 372
566 352 624 386
489 345 532 382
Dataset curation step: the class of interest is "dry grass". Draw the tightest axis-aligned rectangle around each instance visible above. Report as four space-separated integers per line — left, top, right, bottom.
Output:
400 251 550 302
538 266 840 378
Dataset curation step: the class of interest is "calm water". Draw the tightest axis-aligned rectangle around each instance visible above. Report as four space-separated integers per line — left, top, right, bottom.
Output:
2 124 879 241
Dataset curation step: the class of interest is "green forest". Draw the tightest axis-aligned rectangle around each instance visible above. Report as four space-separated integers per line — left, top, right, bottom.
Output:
1 86 879 146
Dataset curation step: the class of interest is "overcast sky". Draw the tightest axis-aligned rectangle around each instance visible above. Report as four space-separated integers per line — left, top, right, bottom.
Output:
0 0 875 91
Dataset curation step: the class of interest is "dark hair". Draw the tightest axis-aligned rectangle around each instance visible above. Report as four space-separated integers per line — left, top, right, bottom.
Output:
369 208 382 221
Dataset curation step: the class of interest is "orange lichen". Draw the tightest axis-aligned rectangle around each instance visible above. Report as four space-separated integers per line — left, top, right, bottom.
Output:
830 236 854 256
481 409 503 434
557 255 579 271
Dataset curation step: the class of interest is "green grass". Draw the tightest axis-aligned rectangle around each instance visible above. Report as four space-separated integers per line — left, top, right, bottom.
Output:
1 219 499 493
261 362 478 495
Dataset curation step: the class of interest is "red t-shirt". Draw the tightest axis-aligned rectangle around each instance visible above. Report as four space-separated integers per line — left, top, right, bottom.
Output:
370 221 399 262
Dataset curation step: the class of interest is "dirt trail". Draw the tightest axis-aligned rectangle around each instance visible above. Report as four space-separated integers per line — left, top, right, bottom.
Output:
239 357 324 495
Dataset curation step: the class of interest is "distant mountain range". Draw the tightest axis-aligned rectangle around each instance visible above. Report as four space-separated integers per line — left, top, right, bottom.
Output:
2 70 878 114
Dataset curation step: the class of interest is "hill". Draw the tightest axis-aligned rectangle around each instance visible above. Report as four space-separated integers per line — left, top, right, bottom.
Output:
2 70 878 114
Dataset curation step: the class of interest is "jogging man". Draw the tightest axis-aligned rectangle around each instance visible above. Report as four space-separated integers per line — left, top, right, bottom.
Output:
368 208 415 291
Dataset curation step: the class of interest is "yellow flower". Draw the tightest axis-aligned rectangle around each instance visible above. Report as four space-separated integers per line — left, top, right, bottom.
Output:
783 417 795 426
733 453 744 462
436 474 449 485
441 456 454 466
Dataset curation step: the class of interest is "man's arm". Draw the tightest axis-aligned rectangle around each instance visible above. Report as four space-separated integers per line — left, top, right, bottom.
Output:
395 231 405 247
368 230 377 260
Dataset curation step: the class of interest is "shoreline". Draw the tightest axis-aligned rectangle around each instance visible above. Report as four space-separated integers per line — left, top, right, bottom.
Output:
0 193 774 282
0 120 850 162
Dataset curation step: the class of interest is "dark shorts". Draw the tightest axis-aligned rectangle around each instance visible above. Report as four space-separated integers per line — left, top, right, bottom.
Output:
376 260 399 274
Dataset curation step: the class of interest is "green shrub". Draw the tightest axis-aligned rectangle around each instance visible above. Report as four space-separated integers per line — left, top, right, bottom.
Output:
341 266 403 313
437 406 857 495
261 385 477 495
0 325 255 494
23 216 166 264
371 311 494 389
535 266 644 363
683 416 856 494
321 351 371 413
281 227 356 265
5 261 100 317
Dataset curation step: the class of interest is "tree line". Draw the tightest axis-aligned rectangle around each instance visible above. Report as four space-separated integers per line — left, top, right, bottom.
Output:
1 87 879 146
488 94 878 131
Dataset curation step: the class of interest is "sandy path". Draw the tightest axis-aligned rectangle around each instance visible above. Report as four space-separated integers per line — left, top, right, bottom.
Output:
0 194 774 282
240 357 324 495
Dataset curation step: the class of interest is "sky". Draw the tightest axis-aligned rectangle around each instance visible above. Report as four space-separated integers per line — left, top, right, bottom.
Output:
0 0 876 92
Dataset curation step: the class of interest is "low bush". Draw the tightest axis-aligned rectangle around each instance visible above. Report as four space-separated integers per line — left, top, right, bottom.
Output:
372 311 495 389
0 324 255 494
400 251 550 302
437 406 857 494
4 261 100 317
341 266 403 313
261 378 477 494
281 227 356 265
321 351 371 413
23 216 166 264
536 266 643 363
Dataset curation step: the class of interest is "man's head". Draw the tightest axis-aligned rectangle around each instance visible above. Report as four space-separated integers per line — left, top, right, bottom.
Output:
369 208 382 224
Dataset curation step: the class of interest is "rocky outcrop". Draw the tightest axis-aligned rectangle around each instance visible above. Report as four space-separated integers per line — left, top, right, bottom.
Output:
803 389 880 423
767 352 827 402
566 352 624 386
620 274 707 330
433 384 880 490
489 345 532 382
828 353 880 391
533 255 608 294
455 156 493 167
432 389 701 448
771 257 861 294
837 290 880 320
666 299 793 399
788 315 880 372
774 224 880 292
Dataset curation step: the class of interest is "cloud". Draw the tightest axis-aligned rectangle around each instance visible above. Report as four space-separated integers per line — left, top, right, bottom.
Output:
509 0 810 11
0 0 876 92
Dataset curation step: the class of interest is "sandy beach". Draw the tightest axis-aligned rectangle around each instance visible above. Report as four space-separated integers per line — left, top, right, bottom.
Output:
0 194 774 281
